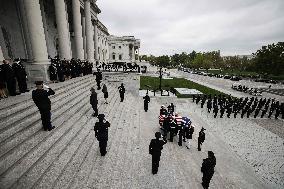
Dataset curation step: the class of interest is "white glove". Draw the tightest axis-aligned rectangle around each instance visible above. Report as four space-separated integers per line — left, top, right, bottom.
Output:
43 84 50 89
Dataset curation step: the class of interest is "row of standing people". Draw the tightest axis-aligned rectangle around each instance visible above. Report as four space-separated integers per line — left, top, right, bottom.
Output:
0 59 29 99
193 94 284 119
49 58 93 82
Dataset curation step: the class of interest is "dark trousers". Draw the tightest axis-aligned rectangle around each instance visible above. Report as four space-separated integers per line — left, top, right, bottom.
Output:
202 173 214 188
120 93 124 102
92 104 98 116
6 78 17 96
99 140 107 156
96 80 101 90
169 127 175 142
198 138 202 151
144 103 148 112
40 110 52 130
17 77 27 93
152 155 160 174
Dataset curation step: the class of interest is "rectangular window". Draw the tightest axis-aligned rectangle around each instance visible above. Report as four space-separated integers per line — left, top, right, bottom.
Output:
113 54 115 60
112 46 115 49
119 55 122 60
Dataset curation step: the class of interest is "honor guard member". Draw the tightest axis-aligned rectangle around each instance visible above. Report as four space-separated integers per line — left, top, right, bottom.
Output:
32 81 55 131
94 114 110 156
2 60 18 96
143 93 150 112
198 127 206 151
49 61 58 82
118 83 126 102
90 87 98 117
149 132 167 174
201 151 216 189
160 105 167 115
12 59 29 93
167 103 175 115
169 117 177 142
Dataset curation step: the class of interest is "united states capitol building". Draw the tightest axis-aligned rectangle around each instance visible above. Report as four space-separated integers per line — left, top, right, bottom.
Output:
0 0 140 81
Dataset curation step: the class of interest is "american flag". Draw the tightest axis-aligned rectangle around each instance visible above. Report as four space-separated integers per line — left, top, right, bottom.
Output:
174 116 183 126
159 115 166 125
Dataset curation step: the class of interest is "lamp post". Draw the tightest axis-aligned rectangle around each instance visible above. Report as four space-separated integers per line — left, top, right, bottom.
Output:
159 67 163 91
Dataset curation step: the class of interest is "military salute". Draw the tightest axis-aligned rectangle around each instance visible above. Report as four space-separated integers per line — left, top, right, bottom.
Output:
149 132 167 174
94 114 110 156
32 81 55 131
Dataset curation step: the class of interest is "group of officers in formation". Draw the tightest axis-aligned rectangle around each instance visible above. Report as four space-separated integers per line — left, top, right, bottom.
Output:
49 57 93 82
0 59 29 99
193 94 284 119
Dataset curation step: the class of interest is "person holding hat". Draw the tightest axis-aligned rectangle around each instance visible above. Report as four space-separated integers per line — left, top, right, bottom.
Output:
90 87 98 117
32 81 55 131
201 151 216 189
149 132 167 174
94 114 110 156
198 127 206 151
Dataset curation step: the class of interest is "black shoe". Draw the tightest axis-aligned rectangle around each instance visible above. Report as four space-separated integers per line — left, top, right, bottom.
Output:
25 90 30 92
48 126 55 131
16 92 21 95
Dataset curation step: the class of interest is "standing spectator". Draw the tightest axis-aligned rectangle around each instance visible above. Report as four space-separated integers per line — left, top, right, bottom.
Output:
149 132 167 174
2 60 18 96
32 81 55 131
0 64 7 98
90 87 98 117
118 83 125 102
94 114 110 156
201 151 216 189
12 59 29 93
94 69 102 90
198 127 206 151
143 93 150 112
102 84 108 104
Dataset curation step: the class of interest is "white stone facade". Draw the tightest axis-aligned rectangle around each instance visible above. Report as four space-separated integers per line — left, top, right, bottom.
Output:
108 35 140 64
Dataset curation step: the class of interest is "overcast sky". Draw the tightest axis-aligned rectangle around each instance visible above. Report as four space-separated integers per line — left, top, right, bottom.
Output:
97 0 284 56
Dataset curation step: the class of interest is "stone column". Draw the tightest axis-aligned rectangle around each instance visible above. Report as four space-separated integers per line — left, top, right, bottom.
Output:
22 0 50 81
82 16 87 59
132 45 135 62
72 0 84 60
84 0 94 62
94 21 98 62
0 45 4 61
54 0 72 60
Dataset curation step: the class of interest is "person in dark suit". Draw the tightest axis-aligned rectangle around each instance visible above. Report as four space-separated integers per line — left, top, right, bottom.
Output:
94 69 103 90
2 60 18 96
32 81 55 131
118 83 126 102
0 64 8 98
12 59 29 93
198 127 206 151
94 114 110 156
149 132 167 174
143 93 150 112
90 87 98 117
201 151 216 189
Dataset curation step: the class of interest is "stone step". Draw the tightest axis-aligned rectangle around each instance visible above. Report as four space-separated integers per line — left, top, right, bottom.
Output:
69 93 136 189
0 75 93 127
33 85 121 189
0 83 118 188
0 78 95 143
53 89 126 189
0 75 93 111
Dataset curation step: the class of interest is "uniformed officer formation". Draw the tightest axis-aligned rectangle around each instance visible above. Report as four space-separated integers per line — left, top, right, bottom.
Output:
0 59 29 99
147 100 215 188
193 94 284 119
49 57 93 83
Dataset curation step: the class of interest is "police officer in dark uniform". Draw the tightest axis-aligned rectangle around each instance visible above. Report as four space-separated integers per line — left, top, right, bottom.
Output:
198 127 206 151
32 81 55 131
2 60 18 96
90 87 98 117
149 132 167 174
118 83 126 102
143 93 150 112
12 59 29 93
201 151 216 189
94 114 110 156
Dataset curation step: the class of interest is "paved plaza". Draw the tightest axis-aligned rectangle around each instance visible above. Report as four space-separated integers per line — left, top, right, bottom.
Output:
0 70 283 189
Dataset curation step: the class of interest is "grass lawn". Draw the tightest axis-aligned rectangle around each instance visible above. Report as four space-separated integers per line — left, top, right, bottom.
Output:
140 76 227 98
